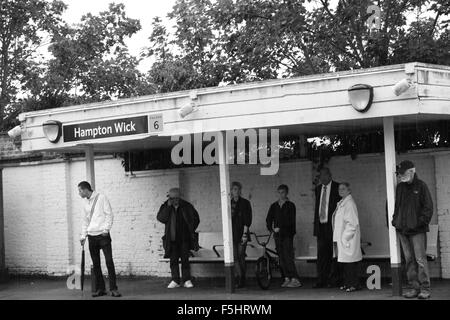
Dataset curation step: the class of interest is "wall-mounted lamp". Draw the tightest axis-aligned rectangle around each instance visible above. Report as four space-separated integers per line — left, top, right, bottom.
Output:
178 102 195 119
348 84 374 113
178 90 198 119
8 125 23 139
42 120 62 143
393 78 414 96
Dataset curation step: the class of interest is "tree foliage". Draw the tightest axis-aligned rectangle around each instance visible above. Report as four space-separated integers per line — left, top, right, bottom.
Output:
147 0 450 92
1 2 155 130
22 3 155 114
0 0 66 130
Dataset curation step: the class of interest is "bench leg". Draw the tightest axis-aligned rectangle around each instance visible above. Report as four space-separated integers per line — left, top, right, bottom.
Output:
225 263 235 294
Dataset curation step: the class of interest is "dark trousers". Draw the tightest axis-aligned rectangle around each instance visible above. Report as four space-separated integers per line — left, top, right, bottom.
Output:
341 262 360 288
88 234 118 291
275 235 299 279
317 224 341 286
169 241 191 284
398 232 431 293
233 240 247 282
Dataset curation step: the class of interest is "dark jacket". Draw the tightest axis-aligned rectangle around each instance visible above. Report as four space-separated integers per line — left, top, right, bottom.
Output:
392 174 433 235
231 197 252 243
313 181 341 237
157 199 200 258
266 200 296 238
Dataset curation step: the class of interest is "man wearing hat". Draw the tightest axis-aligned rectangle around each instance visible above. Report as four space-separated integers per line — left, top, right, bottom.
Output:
392 160 433 299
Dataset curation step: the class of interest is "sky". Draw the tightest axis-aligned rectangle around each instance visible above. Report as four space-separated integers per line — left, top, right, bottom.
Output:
58 0 177 71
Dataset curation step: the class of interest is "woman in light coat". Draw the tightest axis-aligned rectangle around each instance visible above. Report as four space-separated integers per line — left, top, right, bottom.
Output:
332 182 362 292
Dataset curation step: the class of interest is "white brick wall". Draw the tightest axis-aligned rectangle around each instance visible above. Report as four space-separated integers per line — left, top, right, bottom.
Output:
434 154 450 278
2 151 450 278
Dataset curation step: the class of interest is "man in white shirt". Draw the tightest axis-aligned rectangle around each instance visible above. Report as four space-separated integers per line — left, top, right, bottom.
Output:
79 181 121 298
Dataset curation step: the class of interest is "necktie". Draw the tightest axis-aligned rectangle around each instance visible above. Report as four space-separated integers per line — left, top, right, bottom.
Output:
320 185 327 222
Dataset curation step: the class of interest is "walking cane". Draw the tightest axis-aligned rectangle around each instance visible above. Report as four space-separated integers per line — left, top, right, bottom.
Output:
80 244 85 297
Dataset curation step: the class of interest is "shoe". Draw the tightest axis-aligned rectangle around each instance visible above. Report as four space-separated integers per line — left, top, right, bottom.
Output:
110 290 122 297
313 282 325 289
91 290 107 298
167 281 181 289
339 286 347 291
346 286 358 292
403 289 419 299
281 278 291 288
183 280 194 288
287 278 302 288
418 291 431 300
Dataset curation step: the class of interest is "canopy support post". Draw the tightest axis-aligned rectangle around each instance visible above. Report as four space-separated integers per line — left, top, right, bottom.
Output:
383 117 402 296
85 145 96 190
217 131 235 293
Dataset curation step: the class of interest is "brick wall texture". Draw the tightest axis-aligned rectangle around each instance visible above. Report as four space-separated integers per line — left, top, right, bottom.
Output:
2 151 450 278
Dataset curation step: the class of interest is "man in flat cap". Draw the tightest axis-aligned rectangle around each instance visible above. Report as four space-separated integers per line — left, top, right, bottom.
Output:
157 188 200 289
392 160 433 299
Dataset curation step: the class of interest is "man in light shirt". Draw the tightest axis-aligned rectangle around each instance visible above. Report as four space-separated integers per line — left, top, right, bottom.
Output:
79 181 121 298
313 168 341 288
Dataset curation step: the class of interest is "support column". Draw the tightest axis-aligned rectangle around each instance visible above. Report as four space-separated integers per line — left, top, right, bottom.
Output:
217 131 235 293
383 117 402 296
0 169 7 282
85 145 96 190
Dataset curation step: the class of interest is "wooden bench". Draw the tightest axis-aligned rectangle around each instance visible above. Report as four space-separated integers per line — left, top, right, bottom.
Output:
159 232 272 264
295 225 440 263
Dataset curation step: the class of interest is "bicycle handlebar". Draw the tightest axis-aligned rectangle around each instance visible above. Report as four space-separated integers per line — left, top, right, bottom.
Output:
250 232 273 246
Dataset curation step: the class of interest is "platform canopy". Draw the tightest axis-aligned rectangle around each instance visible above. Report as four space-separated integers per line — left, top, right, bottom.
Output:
16 62 450 296
18 62 450 153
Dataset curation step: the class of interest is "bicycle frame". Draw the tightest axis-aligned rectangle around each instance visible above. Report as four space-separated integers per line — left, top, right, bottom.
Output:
250 232 279 264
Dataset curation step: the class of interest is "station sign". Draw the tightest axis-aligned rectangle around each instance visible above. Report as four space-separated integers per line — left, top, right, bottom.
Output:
63 114 163 143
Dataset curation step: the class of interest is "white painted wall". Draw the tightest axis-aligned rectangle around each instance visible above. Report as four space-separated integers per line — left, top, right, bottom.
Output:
3 150 450 278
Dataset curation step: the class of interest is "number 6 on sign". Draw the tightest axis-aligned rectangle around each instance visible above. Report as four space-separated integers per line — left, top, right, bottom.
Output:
149 114 164 133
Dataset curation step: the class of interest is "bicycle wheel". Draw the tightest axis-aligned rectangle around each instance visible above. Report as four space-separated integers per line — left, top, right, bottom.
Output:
255 256 272 290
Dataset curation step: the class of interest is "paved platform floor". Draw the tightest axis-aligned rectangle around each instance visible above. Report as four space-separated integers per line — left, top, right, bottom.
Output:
0 278 449 300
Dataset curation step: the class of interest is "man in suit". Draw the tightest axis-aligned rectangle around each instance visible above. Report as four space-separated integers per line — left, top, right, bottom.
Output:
313 167 342 288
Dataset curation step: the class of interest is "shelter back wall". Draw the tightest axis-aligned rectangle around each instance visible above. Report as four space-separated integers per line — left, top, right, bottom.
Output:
3 150 449 279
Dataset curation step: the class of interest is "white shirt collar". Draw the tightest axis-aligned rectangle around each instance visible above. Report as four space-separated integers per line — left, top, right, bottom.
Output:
322 181 332 189
88 191 98 202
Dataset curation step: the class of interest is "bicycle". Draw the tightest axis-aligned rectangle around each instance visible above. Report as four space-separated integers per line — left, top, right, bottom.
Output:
251 232 281 290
